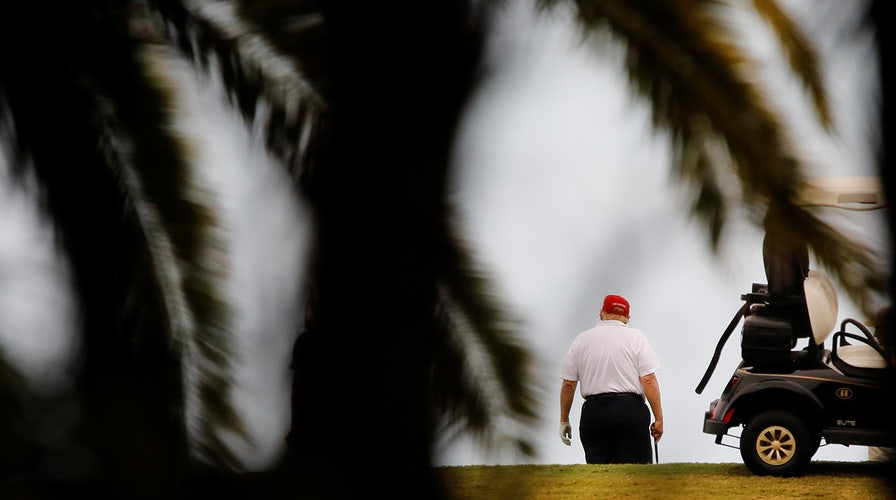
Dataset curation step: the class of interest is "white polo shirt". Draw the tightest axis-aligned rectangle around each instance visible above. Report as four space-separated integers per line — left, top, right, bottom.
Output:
561 319 660 398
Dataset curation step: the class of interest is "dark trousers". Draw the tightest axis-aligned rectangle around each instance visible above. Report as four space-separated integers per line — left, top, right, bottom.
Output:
579 393 652 464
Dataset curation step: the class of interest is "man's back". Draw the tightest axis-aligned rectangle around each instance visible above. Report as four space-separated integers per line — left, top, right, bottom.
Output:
562 320 657 396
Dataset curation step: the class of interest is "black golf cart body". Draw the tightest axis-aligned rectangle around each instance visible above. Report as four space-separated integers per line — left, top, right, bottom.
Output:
696 177 895 477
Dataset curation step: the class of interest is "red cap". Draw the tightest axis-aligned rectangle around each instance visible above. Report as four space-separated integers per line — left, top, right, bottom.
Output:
601 294 630 317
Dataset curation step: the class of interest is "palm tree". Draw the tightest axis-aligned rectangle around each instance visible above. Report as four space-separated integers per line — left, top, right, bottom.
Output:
0 0 884 497
0 3 242 497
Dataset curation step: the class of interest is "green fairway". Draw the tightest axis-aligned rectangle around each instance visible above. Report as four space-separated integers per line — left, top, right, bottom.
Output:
437 462 893 499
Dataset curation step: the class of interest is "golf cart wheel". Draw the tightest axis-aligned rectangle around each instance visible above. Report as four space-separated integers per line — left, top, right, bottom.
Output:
740 410 816 477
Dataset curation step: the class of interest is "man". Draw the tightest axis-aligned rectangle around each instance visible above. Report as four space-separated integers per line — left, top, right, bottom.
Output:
559 294 663 464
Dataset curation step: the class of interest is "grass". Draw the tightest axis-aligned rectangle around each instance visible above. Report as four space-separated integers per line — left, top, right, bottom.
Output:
437 462 894 499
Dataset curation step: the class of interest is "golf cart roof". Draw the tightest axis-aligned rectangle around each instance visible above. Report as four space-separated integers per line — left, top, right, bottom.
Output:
795 177 886 210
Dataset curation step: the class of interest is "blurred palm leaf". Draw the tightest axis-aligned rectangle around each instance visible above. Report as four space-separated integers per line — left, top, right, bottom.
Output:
540 0 886 312
0 1 244 488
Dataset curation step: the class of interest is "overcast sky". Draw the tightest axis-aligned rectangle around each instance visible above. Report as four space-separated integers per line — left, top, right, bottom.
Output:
0 0 886 470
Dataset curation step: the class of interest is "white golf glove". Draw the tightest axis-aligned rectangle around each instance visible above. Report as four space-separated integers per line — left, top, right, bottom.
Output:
559 422 572 446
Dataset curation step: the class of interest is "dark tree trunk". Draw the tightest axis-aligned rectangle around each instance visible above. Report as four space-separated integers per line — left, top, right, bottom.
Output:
868 0 896 495
285 1 485 497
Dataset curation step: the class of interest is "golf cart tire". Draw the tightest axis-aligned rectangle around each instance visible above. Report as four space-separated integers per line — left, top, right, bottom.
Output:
740 410 817 477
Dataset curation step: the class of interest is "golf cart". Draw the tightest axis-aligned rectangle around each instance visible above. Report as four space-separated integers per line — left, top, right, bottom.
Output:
696 177 895 477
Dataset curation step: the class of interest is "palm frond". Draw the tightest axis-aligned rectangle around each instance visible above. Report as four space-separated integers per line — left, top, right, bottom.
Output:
1 1 247 474
114 42 246 469
541 0 885 313
235 0 329 92
145 0 326 188
433 223 542 459
766 201 887 314
750 0 833 129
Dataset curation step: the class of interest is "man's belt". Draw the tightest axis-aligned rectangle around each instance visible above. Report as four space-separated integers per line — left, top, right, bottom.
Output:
585 392 640 400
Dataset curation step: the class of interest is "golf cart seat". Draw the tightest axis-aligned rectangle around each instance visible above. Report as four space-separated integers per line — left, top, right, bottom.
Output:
830 318 889 378
803 269 837 345
740 270 835 370
836 344 886 369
